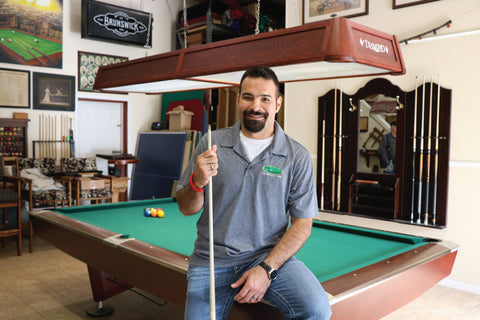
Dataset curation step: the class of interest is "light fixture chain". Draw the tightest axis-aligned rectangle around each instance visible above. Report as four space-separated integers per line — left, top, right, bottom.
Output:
183 0 188 48
255 0 261 34
145 0 153 50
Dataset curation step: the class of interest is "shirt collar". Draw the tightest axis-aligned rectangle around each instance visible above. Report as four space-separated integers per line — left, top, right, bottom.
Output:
221 121 288 158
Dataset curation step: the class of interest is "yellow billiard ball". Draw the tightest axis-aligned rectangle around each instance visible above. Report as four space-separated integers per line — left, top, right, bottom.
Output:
157 209 165 218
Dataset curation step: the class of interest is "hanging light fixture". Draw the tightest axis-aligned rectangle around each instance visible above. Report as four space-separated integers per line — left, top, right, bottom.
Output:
93 17 405 94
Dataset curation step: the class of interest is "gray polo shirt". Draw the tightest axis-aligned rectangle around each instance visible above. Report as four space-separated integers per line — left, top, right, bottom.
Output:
177 121 318 267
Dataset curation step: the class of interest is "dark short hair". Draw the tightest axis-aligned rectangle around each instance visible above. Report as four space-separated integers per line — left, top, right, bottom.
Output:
239 66 280 97
390 121 397 126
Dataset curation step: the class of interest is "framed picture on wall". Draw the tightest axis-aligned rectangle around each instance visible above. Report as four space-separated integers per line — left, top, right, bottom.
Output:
393 0 440 9
0 68 30 108
304 0 369 24
78 51 128 92
33 72 75 111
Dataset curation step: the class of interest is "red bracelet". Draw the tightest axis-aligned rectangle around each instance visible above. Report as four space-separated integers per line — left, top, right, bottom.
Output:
189 172 204 193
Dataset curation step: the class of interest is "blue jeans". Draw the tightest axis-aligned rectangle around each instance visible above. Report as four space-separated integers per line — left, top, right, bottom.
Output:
184 254 332 320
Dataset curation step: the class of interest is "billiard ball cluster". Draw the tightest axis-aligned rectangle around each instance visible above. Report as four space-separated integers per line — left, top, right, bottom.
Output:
0 127 24 156
144 208 165 218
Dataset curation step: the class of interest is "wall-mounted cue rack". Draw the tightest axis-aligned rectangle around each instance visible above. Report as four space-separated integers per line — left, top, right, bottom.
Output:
32 114 74 160
317 78 451 228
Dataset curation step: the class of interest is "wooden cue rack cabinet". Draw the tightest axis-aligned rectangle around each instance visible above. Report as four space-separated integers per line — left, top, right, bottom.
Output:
0 118 29 158
348 173 400 220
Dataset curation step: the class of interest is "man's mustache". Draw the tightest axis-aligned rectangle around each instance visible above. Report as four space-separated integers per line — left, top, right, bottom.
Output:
244 110 267 118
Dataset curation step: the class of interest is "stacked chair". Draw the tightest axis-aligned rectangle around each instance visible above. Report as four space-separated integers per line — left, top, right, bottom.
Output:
0 157 23 255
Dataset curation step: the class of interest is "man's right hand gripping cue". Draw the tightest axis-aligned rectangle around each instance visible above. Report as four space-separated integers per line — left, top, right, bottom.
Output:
177 145 218 216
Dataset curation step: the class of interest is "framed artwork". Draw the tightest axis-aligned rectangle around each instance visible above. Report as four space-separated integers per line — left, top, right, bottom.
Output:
0 68 30 108
33 72 75 111
393 0 440 9
304 0 369 24
0 0 63 68
359 117 369 132
78 51 128 92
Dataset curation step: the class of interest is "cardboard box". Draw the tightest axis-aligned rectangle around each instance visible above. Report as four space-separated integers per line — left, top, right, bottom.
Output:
167 105 194 131
78 177 105 190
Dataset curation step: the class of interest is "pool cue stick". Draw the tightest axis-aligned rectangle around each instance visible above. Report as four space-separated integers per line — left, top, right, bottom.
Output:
321 116 326 210
60 114 63 158
69 117 74 157
42 114 45 157
55 115 57 161
63 115 67 158
66 117 70 157
410 77 419 222
50 115 53 158
46 115 49 157
331 84 337 210
207 125 216 320
45 114 48 157
48 115 51 158
432 75 441 225
336 85 342 211
39 114 42 157
416 76 426 224
424 75 434 225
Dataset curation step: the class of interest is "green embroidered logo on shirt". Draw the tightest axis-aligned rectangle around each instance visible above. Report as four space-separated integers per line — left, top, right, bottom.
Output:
262 166 283 175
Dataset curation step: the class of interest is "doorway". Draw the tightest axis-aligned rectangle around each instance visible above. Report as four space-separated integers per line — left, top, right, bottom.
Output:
76 98 128 157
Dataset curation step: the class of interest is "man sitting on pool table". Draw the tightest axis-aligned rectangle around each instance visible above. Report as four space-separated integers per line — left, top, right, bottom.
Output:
176 66 332 320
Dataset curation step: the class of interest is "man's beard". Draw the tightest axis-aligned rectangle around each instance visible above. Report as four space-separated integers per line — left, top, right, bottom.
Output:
243 110 268 133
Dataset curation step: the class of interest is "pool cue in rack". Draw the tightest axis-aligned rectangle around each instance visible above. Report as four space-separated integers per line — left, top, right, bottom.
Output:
36 114 73 159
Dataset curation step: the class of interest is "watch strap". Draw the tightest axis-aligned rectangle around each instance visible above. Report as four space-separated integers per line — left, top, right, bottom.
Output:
259 261 275 279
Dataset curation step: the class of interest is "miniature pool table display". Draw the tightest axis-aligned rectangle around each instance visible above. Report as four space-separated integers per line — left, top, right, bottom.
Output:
30 198 458 320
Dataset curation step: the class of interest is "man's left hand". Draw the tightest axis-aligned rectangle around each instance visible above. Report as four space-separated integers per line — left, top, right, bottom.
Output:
231 265 271 304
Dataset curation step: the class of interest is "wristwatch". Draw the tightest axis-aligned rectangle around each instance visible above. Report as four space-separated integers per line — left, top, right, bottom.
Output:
259 261 278 280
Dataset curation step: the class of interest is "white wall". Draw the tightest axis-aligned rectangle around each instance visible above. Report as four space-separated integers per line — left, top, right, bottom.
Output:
285 0 480 291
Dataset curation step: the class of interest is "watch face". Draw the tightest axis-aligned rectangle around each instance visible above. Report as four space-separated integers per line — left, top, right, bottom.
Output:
270 269 278 280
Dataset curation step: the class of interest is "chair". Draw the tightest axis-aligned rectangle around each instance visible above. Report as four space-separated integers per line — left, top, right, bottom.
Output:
60 157 112 205
18 158 72 252
0 156 23 255
18 158 72 210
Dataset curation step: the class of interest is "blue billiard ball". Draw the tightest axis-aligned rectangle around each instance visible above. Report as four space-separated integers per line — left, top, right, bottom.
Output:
144 208 151 217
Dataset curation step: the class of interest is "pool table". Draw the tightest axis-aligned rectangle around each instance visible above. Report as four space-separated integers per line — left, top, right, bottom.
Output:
30 198 458 320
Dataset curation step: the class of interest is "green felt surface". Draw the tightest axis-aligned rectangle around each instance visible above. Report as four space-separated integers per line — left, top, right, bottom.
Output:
0 29 62 60
54 199 428 282
297 221 426 282
54 198 199 257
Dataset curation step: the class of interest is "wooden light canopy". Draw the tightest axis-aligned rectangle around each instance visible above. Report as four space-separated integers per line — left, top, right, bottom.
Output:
93 17 405 94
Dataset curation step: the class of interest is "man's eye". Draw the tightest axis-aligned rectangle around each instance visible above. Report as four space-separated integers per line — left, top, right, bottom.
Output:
261 97 271 103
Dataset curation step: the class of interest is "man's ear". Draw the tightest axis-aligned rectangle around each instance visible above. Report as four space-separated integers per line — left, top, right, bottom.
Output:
276 96 283 113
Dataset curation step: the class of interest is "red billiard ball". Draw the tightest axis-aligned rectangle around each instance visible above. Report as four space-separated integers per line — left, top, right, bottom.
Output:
7 39 11 43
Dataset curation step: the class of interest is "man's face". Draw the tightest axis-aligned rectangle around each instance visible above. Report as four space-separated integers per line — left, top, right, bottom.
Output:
391 125 397 137
237 76 282 139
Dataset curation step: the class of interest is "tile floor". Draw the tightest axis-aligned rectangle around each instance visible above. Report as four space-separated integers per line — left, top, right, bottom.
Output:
1 236 479 320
